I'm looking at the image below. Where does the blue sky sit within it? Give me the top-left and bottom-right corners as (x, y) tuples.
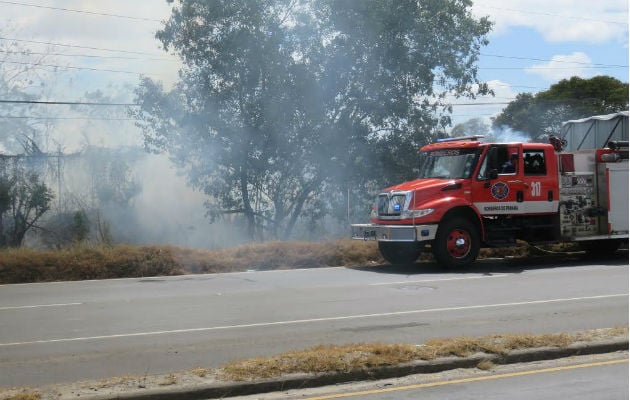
(454, 0), (629, 126)
(0, 0), (628, 147)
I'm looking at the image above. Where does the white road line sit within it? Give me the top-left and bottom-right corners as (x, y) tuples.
(0, 302), (82, 311)
(369, 274), (510, 286)
(0, 293), (626, 347)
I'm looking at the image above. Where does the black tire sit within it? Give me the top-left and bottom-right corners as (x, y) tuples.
(433, 218), (480, 268)
(579, 239), (624, 257)
(378, 242), (422, 265)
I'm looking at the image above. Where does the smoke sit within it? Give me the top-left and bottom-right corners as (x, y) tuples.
(130, 154), (250, 248)
(486, 125), (532, 143)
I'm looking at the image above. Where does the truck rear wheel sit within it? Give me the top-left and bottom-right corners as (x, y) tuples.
(433, 218), (480, 268)
(378, 242), (421, 265)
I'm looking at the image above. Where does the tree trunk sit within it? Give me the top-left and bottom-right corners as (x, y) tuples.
(283, 180), (320, 239)
(239, 169), (256, 240)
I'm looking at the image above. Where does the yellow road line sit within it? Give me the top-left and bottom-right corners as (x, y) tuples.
(305, 358), (629, 400)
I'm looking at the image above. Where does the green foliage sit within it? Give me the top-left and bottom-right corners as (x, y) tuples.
(72, 210), (90, 243)
(451, 118), (491, 137)
(0, 165), (53, 247)
(134, 0), (492, 239)
(493, 76), (629, 139)
(83, 147), (142, 208)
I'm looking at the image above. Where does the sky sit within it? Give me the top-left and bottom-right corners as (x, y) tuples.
(0, 0), (628, 146)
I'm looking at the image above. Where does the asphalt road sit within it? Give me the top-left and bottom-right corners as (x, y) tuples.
(1, 254), (628, 387)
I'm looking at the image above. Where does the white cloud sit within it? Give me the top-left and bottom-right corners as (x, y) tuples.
(472, 0), (628, 44)
(0, 1), (181, 89)
(525, 52), (595, 81)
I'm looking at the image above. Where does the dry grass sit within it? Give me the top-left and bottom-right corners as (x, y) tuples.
(189, 367), (210, 378)
(220, 343), (420, 381)
(0, 327), (625, 399)
(219, 331), (594, 381)
(0, 244), (183, 284)
(157, 375), (177, 386)
(0, 391), (41, 400)
(476, 359), (495, 370)
(0, 239), (382, 283)
(170, 239), (382, 273)
(0, 238), (594, 284)
(93, 375), (140, 389)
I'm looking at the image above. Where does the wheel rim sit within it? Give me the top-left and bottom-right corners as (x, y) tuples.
(446, 228), (471, 259)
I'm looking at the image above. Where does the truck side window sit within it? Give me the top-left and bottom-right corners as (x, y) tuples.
(524, 150), (546, 175)
(498, 147), (519, 174)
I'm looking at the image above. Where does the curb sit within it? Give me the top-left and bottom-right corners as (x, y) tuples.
(86, 339), (628, 400)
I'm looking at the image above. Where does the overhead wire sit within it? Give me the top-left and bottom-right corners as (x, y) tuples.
(0, 60), (168, 77)
(0, 115), (137, 120)
(0, 1), (625, 121)
(0, 99), (138, 106)
(0, 49), (175, 62)
(0, 0), (161, 22)
(477, 4), (629, 26)
(0, 36), (165, 56)
(480, 53), (629, 68)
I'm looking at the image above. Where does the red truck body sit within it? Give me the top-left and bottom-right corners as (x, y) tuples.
(352, 136), (628, 268)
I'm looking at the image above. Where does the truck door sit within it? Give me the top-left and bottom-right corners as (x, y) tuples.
(521, 147), (558, 214)
(472, 144), (528, 216)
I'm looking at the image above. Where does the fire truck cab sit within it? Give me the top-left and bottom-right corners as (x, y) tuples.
(351, 128), (629, 268)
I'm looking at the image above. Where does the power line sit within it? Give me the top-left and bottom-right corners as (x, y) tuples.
(0, 0), (161, 22)
(0, 36), (164, 56)
(7, 48), (623, 70)
(0, 115), (136, 120)
(453, 102), (511, 106)
(0, 99), (138, 106)
(0, 60), (166, 77)
(480, 53), (629, 68)
(477, 4), (628, 26)
(0, 98), (511, 108)
(482, 66), (628, 70)
(0, 49), (176, 62)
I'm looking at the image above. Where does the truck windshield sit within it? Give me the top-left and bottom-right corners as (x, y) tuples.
(418, 148), (479, 179)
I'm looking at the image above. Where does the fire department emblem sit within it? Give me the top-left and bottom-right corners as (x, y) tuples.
(491, 182), (509, 200)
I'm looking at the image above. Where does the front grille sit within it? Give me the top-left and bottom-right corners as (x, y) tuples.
(377, 193), (407, 217)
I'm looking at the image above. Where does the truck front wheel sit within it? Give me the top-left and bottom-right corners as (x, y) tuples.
(378, 242), (422, 265)
(433, 218), (480, 268)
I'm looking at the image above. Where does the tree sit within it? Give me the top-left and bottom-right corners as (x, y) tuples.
(0, 160), (54, 247)
(134, 0), (492, 239)
(451, 118), (490, 137)
(493, 76), (629, 139)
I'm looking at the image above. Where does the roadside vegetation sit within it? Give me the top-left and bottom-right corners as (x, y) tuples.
(220, 331), (584, 381)
(0, 239), (586, 284)
(1, 327), (626, 400)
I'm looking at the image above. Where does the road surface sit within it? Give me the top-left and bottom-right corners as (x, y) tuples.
(0, 254), (627, 387)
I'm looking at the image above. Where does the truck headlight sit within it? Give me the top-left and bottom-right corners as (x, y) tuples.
(403, 208), (434, 218)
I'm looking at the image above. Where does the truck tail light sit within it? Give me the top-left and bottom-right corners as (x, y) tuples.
(560, 153), (574, 172)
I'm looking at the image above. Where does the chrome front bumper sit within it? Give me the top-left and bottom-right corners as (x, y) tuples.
(351, 224), (438, 242)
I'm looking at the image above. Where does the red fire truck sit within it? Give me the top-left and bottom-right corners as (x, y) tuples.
(351, 131), (629, 268)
